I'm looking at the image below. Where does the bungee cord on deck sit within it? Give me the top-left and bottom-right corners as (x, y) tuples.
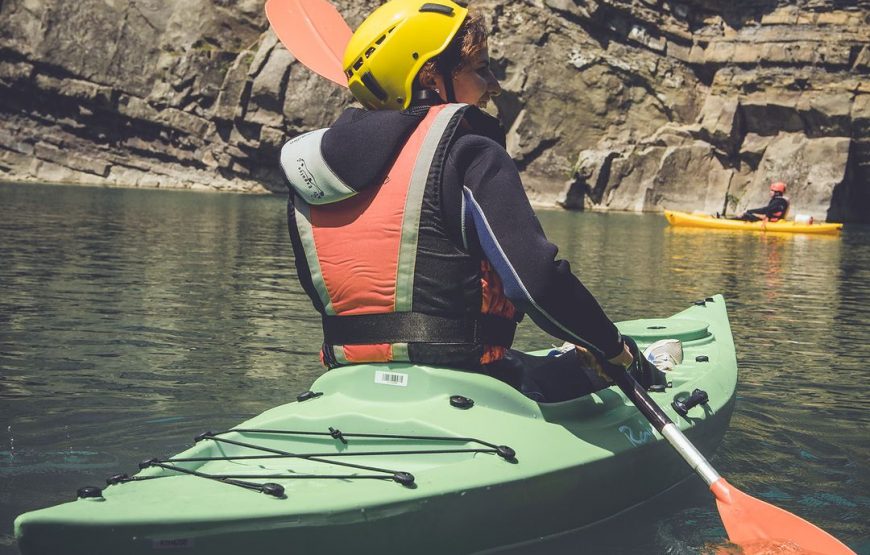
(100, 428), (518, 498)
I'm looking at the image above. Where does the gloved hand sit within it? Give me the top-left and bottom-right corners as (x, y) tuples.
(573, 338), (664, 391)
(571, 340), (633, 386)
(607, 341), (634, 369)
(573, 344), (616, 389)
(621, 336), (668, 390)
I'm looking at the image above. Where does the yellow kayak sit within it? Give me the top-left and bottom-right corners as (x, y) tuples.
(664, 210), (843, 235)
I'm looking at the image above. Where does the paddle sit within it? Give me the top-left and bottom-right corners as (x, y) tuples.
(605, 340), (855, 554)
(263, 1), (854, 550)
(264, 0), (352, 87)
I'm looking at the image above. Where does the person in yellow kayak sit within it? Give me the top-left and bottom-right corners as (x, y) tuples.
(280, 0), (663, 402)
(735, 181), (790, 222)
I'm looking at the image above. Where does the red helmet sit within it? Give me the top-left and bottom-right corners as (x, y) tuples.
(770, 182), (786, 194)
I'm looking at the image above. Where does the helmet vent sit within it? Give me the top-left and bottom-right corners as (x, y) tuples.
(362, 72), (388, 101)
(365, 47), (376, 58)
(420, 3), (454, 15)
(353, 58), (364, 71)
(376, 35), (387, 45)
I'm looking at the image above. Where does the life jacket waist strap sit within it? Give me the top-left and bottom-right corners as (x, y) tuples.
(322, 312), (517, 347)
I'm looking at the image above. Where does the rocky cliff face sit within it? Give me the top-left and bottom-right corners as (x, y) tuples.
(1, 0), (868, 221)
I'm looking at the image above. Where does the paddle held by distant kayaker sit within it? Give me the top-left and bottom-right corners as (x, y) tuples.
(280, 0), (637, 402)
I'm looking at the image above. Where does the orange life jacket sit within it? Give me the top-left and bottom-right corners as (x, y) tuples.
(285, 104), (518, 369)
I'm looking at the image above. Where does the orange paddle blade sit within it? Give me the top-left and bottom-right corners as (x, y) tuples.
(265, 0), (352, 87)
(711, 478), (855, 554)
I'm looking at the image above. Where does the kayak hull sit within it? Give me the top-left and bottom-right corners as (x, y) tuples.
(16, 296), (738, 555)
(664, 210), (842, 235)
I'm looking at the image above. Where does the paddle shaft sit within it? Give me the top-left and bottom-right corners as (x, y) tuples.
(605, 366), (721, 487)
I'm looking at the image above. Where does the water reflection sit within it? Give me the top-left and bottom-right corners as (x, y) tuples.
(1, 184), (867, 553)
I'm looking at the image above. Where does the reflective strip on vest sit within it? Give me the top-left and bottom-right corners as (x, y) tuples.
(396, 106), (463, 311)
(293, 197), (336, 315)
(293, 104), (466, 363)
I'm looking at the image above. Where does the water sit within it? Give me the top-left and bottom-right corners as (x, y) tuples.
(1, 182), (867, 554)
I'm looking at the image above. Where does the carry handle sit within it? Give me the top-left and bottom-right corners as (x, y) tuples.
(672, 388), (709, 417)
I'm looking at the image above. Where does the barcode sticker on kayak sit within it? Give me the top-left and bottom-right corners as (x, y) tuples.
(374, 371), (408, 387)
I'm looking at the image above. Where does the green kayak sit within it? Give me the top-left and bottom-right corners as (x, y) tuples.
(15, 295), (738, 555)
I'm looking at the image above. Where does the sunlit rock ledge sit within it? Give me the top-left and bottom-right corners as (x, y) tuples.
(1, 0), (867, 222)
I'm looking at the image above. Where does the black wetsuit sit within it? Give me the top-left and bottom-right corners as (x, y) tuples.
(286, 102), (624, 401)
(740, 195), (789, 222)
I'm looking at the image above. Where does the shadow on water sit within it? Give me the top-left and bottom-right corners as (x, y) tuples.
(1, 184), (868, 553)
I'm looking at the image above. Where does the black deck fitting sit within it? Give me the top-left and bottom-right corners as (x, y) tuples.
(106, 473), (129, 486)
(449, 395), (474, 409)
(261, 483), (285, 497)
(296, 390), (323, 402)
(138, 458), (158, 470)
(328, 427), (348, 445)
(673, 389), (710, 417)
(194, 431), (215, 443)
(76, 485), (103, 499)
(496, 445), (516, 461)
(393, 472), (415, 486)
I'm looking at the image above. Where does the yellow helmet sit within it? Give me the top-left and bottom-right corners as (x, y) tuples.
(343, 0), (468, 110)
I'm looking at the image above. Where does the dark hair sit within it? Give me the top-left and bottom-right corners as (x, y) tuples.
(417, 12), (488, 85)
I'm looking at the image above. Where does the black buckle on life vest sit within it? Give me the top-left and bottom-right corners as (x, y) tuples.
(321, 312), (516, 347)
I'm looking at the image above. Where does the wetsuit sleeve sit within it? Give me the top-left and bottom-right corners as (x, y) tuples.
(746, 205), (767, 215)
(446, 135), (624, 359)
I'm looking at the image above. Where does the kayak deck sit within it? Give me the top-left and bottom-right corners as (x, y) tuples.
(664, 210), (843, 234)
(15, 296), (738, 555)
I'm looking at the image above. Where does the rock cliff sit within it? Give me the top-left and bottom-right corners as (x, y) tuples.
(1, 0), (868, 221)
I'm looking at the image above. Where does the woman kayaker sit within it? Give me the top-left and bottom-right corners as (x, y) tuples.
(736, 182), (790, 222)
(280, 0), (636, 401)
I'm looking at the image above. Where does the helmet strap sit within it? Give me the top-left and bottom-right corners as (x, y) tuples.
(434, 50), (460, 104)
(411, 88), (442, 105)
(442, 70), (457, 103)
